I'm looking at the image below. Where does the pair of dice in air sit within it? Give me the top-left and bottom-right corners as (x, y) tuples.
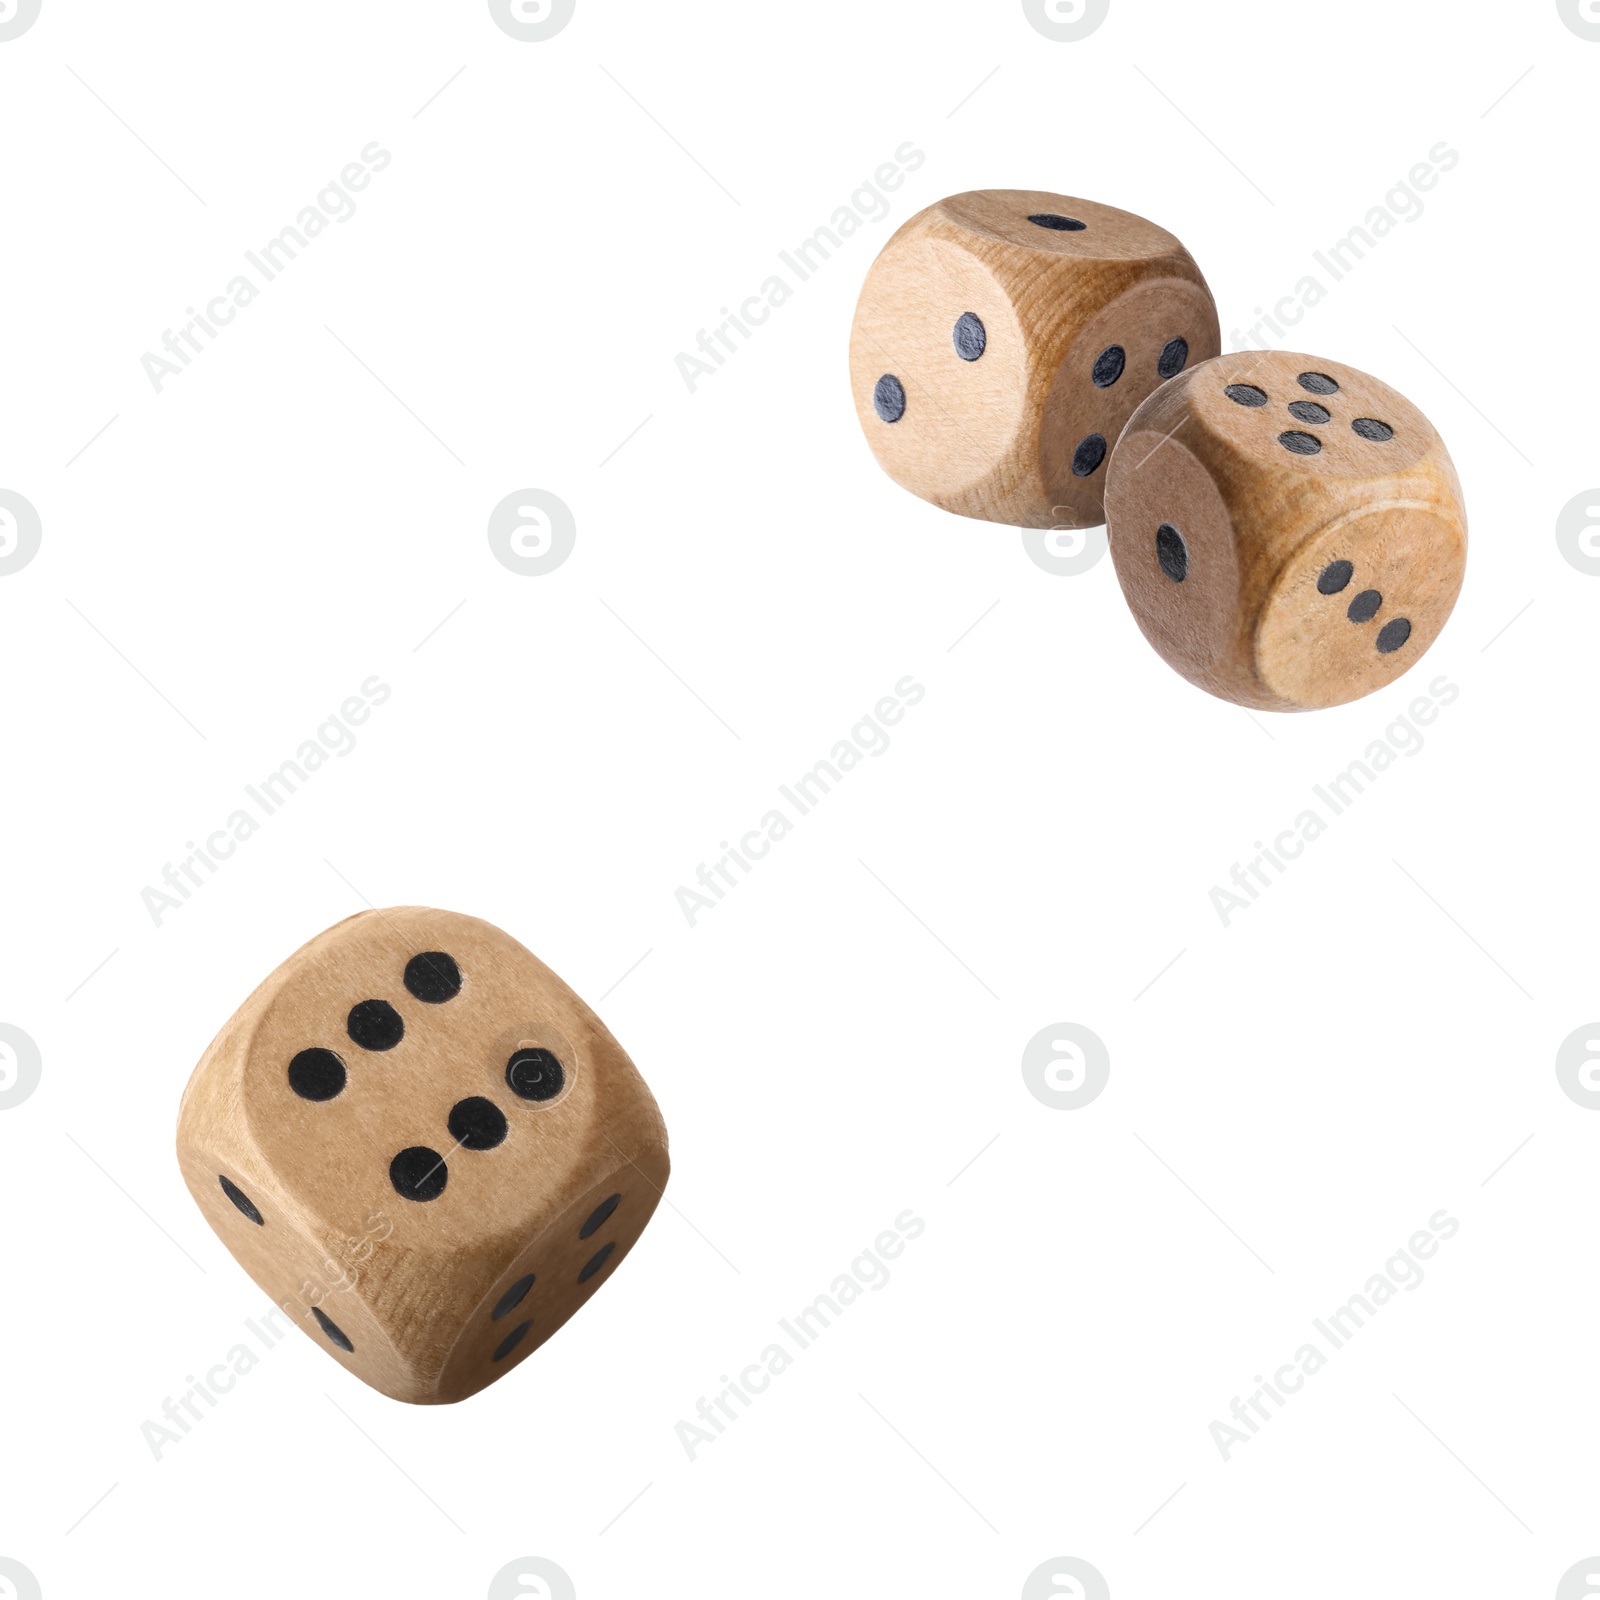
(849, 190), (1468, 711)
(178, 908), (669, 1404)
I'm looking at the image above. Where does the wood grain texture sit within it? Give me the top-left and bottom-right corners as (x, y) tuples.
(176, 907), (669, 1404)
(849, 189), (1219, 528)
(1105, 350), (1467, 710)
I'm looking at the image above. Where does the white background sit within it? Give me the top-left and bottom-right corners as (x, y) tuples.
(2, 1), (1596, 1596)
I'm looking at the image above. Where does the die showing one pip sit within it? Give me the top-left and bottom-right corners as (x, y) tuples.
(1104, 349), (1467, 711)
(176, 907), (669, 1404)
(849, 189), (1220, 528)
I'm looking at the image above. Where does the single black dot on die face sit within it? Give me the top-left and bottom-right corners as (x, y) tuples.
(578, 1241), (616, 1284)
(1071, 434), (1108, 477)
(873, 374), (906, 423)
(1377, 617), (1413, 653)
(1225, 384), (1268, 407)
(347, 999), (403, 1052)
(1279, 430), (1322, 456)
(506, 1047), (565, 1102)
(1352, 416), (1395, 441)
(580, 1193), (621, 1241)
(491, 1274), (535, 1321)
(288, 1047), (346, 1102)
(1347, 589), (1383, 624)
(1155, 523), (1188, 583)
(1027, 212), (1086, 231)
(1318, 559), (1354, 595)
(952, 312), (986, 361)
(313, 1306), (354, 1353)
(1288, 400), (1331, 425)
(404, 951), (461, 1004)
(219, 1174), (263, 1226)
(448, 1096), (508, 1151)
(493, 1321), (532, 1362)
(1157, 337), (1189, 379)
(390, 1146), (448, 1202)
(1298, 371), (1339, 395)
(1092, 345), (1125, 387)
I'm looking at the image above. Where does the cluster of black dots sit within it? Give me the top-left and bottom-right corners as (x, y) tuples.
(1312, 557), (1412, 654)
(1069, 334), (1190, 480)
(870, 211), (1191, 460)
(1152, 523), (1411, 653)
(214, 948), (575, 1356)
(1222, 369), (1396, 459)
(1150, 373), (1413, 655)
(484, 1192), (624, 1364)
(1219, 371), (1409, 652)
(284, 949), (559, 1206)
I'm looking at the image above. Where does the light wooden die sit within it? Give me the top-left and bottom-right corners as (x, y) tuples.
(1104, 349), (1467, 710)
(176, 907), (669, 1404)
(849, 188), (1220, 529)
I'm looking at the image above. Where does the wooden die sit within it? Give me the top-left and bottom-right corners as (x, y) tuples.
(849, 188), (1220, 528)
(1105, 349), (1467, 710)
(176, 908), (669, 1403)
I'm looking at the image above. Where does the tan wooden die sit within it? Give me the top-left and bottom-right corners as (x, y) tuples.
(849, 189), (1220, 529)
(1104, 349), (1467, 710)
(176, 907), (669, 1404)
